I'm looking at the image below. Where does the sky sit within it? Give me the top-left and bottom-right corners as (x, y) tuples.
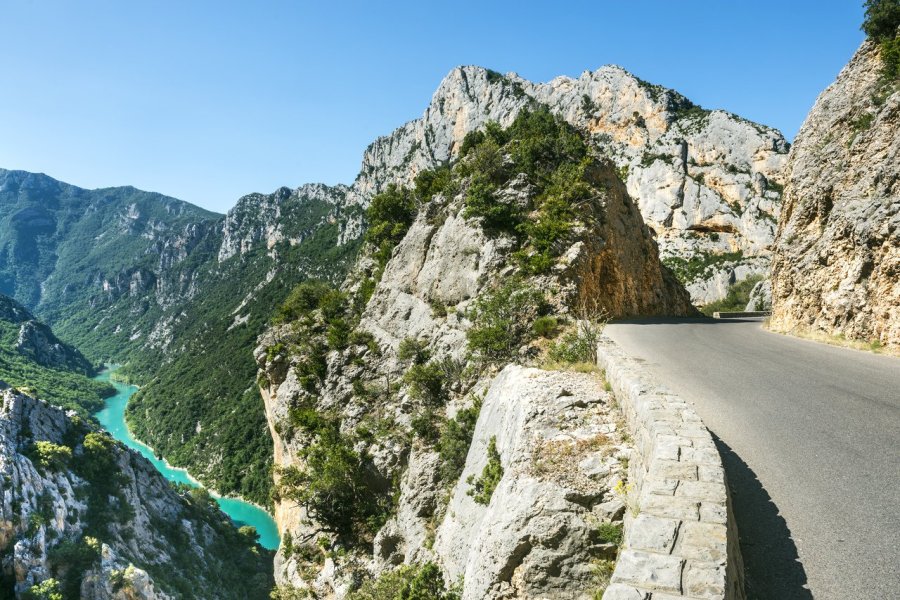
(0, 1), (866, 214)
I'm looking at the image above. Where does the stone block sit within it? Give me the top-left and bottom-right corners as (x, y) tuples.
(676, 521), (728, 562)
(611, 549), (684, 594)
(683, 560), (727, 599)
(625, 514), (680, 554)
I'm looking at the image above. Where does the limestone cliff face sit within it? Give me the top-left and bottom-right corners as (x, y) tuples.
(351, 66), (789, 304)
(770, 42), (900, 347)
(257, 133), (692, 596)
(0, 386), (273, 599)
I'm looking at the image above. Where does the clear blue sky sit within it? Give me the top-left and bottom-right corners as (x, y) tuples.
(0, 1), (865, 213)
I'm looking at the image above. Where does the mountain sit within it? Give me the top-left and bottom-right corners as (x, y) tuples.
(770, 40), (899, 349)
(353, 65), (790, 305)
(0, 293), (113, 415)
(0, 385), (273, 599)
(256, 107), (694, 597)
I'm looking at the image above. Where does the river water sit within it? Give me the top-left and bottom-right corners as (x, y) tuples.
(92, 369), (280, 550)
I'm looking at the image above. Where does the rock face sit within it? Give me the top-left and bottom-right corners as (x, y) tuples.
(433, 366), (628, 599)
(352, 66), (789, 304)
(770, 42), (900, 347)
(0, 294), (94, 374)
(0, 386), (273, 599)
(257, 110), (693, 597)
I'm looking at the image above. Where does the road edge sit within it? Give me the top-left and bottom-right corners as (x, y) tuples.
(598, 334), (745, 600)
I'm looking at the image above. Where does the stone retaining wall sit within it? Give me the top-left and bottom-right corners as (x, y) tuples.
(597, 335), (745, 600)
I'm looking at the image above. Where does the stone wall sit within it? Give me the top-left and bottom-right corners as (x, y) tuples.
(596, 336), (744, 600)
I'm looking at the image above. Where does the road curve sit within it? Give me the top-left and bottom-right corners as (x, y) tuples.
(604, 318), (900, 600)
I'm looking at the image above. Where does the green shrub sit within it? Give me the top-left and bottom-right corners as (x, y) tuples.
(366, 185), (417, 268)
(27, 441), (72, 471)
(437, 398), (482, 483)
(276, 422), (390, 541)
(548, 330), (594, 364)
(238, 526), (260, 543)
(532, 316), (559, 338)
(349, 562), (458, 600)
(275, 280), (332, 323)
(662, 251), (744, 284)
(22, 579), (63, 600)
(862, 0), (900, 41)
(596, 522), (624, 546)
(414, 165), (458, 203)
(466, 279), (548, 364)
(862, 0), (900, 79)
(404, 361), (449, 406)
(514, 159), (592, 274)
(467, 436), (504, 505)
(398, 337), (430, 365)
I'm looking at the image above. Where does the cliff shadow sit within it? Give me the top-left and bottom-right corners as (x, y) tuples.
(713, 434), (813, 600)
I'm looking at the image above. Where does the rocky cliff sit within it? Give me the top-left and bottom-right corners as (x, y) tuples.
(257, 109), (692, 597)
(770, 41), (899, 348)
(0, 295), (93, 376)
(351, 65), (790, 304)
(0, 385), (273, 599)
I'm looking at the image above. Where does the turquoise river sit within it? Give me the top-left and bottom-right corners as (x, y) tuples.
(92, 369), (281, 550)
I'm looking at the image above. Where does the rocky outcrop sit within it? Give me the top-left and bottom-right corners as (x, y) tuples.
(0, 385), (273, 599)
(257, 111), (695, 597)
(433, 366), (628, 599)
(0, 294), (94, 374)
(770, 42), (900, 348)
(350, 66), (789, 304)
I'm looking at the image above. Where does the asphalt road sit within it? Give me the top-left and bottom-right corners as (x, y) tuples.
(604, 318), (900, 600)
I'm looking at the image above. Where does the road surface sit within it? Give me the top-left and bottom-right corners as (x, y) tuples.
(605, 318), (900, 600)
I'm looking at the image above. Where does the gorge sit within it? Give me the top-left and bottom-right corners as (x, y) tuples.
(2, 5), (898, 596)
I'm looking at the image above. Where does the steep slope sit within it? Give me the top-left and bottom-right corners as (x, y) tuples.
(0, 294), (113, 415)
(257, 110), (693, 597)
(351, 65), (790, 304)
(124, 185), (363, 504)
(770, 40), (899, 348)
(0, 171), (364, 504)
(0, 386), (273, 599)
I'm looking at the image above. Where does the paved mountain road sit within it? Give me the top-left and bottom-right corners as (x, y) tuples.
(604, 318), (900, 600)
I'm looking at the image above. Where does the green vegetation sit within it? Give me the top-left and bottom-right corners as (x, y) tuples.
(466, 279), (548, 364)
(436, 398), (482, 484)
(662, 251), (744, 285)
(0, 171), (362, 506)
(596, 522), (624, 546)
(862, 0), (900, 80)
(21, 579), (63, 600)
(276, 417), (391, 543)
(366, 184), (418, 269)
(349, 562), (459, 600)
(0, 295), (114, 415)
(123, 191), (362, 506)
(467, 436), (504, 505)
(26, 441), (72, 472)
(700, 275), (765, 316)
(454, 107), (598, 274)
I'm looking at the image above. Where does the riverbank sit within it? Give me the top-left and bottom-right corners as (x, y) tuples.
(92, 368), (280, 550)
